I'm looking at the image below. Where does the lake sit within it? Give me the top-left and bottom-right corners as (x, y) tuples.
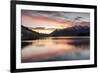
(21, 36), (90, 63)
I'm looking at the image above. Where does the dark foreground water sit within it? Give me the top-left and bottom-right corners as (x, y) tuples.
(21, 37), (90, 63)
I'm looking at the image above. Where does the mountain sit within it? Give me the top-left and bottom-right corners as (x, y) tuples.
(51, 25), (90, 36)
(21, 25), (49, 40)
(21, 25), (42, 40)
(74, 21), (90, 27)
(21, 25), (90, 40)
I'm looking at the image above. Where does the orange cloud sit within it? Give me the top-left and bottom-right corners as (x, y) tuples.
(22, 15), (73, 28)
(32, 17), (73, 27)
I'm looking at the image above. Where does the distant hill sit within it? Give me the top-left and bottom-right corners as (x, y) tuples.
(74, 21), (90, 27)
(21, 25), (49, 40)
(51, 25), (90, 36)
(21, 25), (41, 40)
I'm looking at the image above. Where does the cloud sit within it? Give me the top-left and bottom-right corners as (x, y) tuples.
(21, 10), (90, 22)
(21, 10), (90, 28)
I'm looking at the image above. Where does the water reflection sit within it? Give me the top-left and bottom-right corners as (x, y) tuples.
(21, 37), (90, 63)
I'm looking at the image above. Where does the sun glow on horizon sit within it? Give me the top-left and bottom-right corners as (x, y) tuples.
(32, 29), (54, 34)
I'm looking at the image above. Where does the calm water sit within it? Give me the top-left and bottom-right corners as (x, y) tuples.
(21, 37), (90, 63)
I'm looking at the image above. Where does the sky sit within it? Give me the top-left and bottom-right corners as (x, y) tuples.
(21, 10), (90, 34)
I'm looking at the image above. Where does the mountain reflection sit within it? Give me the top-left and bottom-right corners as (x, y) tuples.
(21, 37), (90, 63)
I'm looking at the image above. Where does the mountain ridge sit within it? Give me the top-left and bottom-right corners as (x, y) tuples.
(51, 25), (90, 36)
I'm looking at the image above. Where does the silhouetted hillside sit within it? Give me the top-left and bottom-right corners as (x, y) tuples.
(21, 25), (49, 40)
(21, 25), (41, 40)
(51, 26), (90, 36)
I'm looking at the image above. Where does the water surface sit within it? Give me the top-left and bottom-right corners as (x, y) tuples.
(21, 37), (90, 63)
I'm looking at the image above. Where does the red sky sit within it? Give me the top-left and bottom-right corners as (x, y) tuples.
(22, 15), (73, 28)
